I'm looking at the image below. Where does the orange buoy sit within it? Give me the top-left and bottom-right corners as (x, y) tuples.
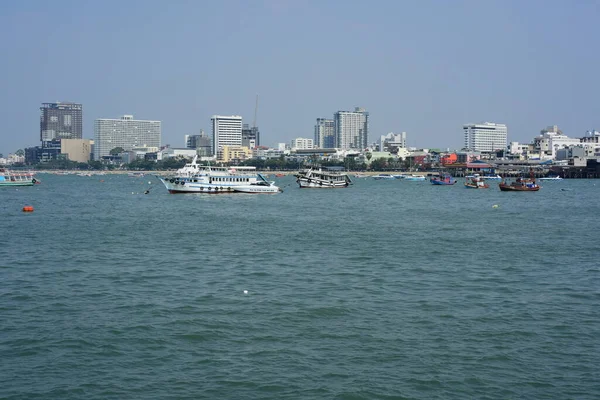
(22, 205), (34, 212)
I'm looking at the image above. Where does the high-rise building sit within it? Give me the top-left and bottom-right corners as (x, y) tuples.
(185, 131), (212, 156)
(242, 124), (260, 149)
(94, 115), (161, 160)
(40, 102), (83, 144)
(463, 122), (508, 153)
(334, 107), (369, 150)
(315, 118), (335, 148)
(211, 115), (242, 156)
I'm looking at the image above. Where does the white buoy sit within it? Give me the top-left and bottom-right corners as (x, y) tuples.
(492, 204), (499, 208)
(243, 290), (248, 294)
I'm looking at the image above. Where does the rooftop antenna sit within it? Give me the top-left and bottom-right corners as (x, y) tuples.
(253, 94), (259, 129)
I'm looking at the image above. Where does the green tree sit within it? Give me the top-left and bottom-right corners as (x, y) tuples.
(15, 149), (25, 157)
(109, 147), (125, 155)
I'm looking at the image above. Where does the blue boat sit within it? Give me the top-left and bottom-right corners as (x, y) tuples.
(430, 173), (457, 185)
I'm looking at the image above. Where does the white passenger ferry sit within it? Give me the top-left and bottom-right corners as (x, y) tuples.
(158, 156), (280, 194)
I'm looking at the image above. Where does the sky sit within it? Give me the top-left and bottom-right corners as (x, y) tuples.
(1, 0), (599, 155)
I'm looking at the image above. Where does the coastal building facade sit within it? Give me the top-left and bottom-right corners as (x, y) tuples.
(315, 118), (335, 148)
(211, 115), (242, 156)
(60, 139), (93, 163)
(291, 138), (314, 150)
(334, 107), (369, 150)
(463, 122), (508, 153)
(380, 132), (407, 153)
(94, 115), (161, 160)
(40, 102), (83, 143)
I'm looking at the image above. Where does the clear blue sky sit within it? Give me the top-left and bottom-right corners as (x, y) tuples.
(1, 0), (599, 154)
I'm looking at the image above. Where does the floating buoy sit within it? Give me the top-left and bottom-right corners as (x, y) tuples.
(22, 205), (34, 212)
(243, 290), (248, 294)
(492, 204), (499, 208)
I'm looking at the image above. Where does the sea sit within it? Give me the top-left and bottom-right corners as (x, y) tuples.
(1, 174), (599, 399)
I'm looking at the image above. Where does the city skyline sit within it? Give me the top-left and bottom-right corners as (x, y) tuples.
(1, 1), (599, 154)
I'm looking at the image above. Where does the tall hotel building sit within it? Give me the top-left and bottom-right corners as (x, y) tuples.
(463, 122), (508, 153)
(40, 102), (83, 143)
(94, 115), (161, 160)
(334, 107), (369, 150)
(211, 115), (243, 155)
(315, 118), (335, 148)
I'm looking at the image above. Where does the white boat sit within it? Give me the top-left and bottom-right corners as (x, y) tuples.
(539, 176), (563, 181)
(372, 174), (396, 180)
(295, 167), (351, 188)
(0, 168), (39, 187)
(403, 175), (426, 181)
(158, 156), (280, 194)
(466, 174), (502, 180)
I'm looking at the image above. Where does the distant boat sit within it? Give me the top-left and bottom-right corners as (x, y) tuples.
(499, 170), (540, 192)
(403, 175), (426, 181)
(430, 173), (457, 185)
(295, 167), (351, 188)
(464, 174), (489, 189)
(158, 156), (280, 194)
(539, 176), (563, 181)
(372, 174), (396, 180)
(466, 174), (502, 180)
(0, 168), (39, 187)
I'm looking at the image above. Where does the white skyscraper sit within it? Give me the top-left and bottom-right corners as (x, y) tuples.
(463, 122), (508, 153)
(94, 115), (161, 160)
(211, 115), (243, 156)
(315, 118), (335, 148)
(334, 107), (369, 150)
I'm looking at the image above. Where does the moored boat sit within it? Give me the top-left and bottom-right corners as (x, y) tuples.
(403, 175), (426, 181)
(430, 173), (457, 185)
(499, 170), (540, 191)
(158, 156), (280, 194)
(295, 167), (351, 188)
(539, 175), (563, 181)
(0, 168), (39, 187)
(464, 174), (489, 189)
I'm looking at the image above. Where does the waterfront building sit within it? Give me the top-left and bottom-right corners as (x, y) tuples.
(291, 137), (314, 150)
(463, 122), (508, 153)
(334, 107), (369, 150)
(219, 145), (252, 163)
(380, 132), (407, 153)
(211, 115), (242, 156)
(315, 118), (335, 148)
(94, 115), (161, 160)
(60, 139), (93, 163)
(40, 102), (83, 143)
(242, 124), (260, 149)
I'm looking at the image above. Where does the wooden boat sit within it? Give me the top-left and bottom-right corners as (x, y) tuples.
(464, 174), (489, 189)
(499, 170), (540, 191)
(430, 173), (457, 185)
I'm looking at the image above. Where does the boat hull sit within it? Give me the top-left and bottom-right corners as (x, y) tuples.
(499, 183), (540, 191)
(160, 178), (280, 194)
(297, 178), (349, 188)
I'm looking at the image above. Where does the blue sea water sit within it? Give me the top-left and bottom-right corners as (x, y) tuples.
(1, 174), (599, 399)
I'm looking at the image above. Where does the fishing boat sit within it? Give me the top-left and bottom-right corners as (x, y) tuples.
(499, 170), (540, 192)
(464, 174), (489, 189)
(295, 167), (351, 188)
(0, 168), (39, 187)
(158, 156), (280, 194)
(430, 173), (457, 185)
